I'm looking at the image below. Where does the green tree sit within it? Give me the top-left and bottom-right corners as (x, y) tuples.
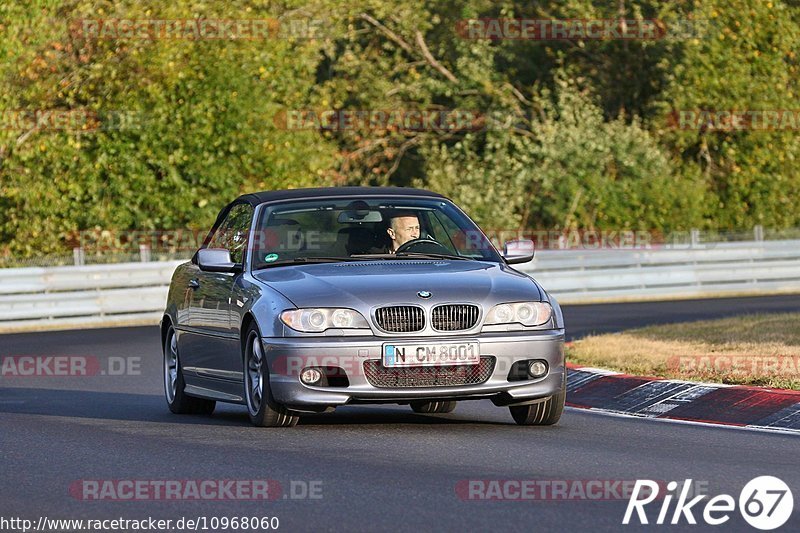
(656, 0), (800, 229)
(422, 76), (702, 232)
(1, 0), (337, 256)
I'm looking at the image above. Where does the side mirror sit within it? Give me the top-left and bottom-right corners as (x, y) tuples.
(502, 239), (534, 264)
(197, 248), (242, 273)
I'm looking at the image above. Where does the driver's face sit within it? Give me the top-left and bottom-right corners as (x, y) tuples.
(388, 216), (420, 251)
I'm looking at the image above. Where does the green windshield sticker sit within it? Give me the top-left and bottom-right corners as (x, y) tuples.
(264, 253), (279, 262)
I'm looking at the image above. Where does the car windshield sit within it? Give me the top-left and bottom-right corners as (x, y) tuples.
(250, 196), (501, 270)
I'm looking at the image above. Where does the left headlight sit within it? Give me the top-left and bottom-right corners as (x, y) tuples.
(280, 308), (370, 332)
(484, 302), (552, 327)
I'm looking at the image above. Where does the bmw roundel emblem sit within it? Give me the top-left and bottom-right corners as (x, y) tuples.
(417, 290), (432, 299)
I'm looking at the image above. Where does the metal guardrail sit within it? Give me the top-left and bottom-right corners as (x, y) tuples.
(0, 261), (184, 331)
(1, 240), (799, 331)
(520, 240), (800, 303)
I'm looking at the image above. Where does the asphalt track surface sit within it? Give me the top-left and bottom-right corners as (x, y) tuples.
(1, 295), (799, 532)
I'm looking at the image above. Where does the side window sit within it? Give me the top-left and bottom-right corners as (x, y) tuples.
(207, 204), (254, 264)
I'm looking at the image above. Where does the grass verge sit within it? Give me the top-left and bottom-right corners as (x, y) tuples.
(566, 313), (800, 390)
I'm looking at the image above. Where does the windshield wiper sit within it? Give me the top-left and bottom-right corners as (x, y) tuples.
(256, 257), (357, 269)
(398, 252), (472, 261)
(352, 252), (472, 261)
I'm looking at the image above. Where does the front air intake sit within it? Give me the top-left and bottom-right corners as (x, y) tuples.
(363, 357), (495, 388)
(431, 304), (480, 331)
(374, 306), (425, 333)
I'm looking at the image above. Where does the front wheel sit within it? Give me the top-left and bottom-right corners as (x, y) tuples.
(410, 400), (457, 414)
(508, 373), (565, 426)
(163, 324), (216, 415)
(244, 326), (299, 427)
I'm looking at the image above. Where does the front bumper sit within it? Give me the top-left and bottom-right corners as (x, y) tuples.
(263, 330), (565, 409)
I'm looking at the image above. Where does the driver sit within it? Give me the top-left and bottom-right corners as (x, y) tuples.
(386, 212), (420, 253)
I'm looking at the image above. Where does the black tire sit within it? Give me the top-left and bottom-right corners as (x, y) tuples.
(508, 373), (565, 426)
(163, 324), (216, 415)
(410, 400), (457, 414)
(243, 325), (299, 427)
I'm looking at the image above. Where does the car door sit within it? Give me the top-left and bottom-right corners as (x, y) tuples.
(181, 203), (253, 382)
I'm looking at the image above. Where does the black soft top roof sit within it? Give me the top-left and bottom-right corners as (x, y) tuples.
(235, 186), (446, 207)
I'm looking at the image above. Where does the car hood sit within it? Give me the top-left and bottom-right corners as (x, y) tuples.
(253, 260), (541, 309)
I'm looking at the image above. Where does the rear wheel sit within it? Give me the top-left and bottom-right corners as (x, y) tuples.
(508, 373), (565, 426)
(410, 400), (457, 414)
(163, 324), (216, 415)
(244, 325), (299, 427)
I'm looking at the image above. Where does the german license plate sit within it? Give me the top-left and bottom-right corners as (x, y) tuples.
(382, 342), (480, 367)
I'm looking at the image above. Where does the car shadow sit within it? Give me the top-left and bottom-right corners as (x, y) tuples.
(298, 407), (481, 426)
(0, 387), (513, 426)
(0, 387), (249, 426)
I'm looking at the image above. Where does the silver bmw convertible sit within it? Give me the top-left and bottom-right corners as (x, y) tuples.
(161, 187), (565, 427)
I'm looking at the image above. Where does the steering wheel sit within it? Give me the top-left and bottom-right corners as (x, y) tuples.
(395, 237), (452, 255)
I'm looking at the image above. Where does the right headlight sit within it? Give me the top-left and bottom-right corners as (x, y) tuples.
(280, 308), (370, 332)
(484, 302), (552, 327)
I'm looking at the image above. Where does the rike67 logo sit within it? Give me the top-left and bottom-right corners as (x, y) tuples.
(624, 476), (793, 530)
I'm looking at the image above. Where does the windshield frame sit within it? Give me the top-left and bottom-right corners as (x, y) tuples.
(248, 194), (502, 271)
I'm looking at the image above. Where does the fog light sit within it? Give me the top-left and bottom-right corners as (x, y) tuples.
(300, 367), (323, 385)
(527, 360), (548, 378)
